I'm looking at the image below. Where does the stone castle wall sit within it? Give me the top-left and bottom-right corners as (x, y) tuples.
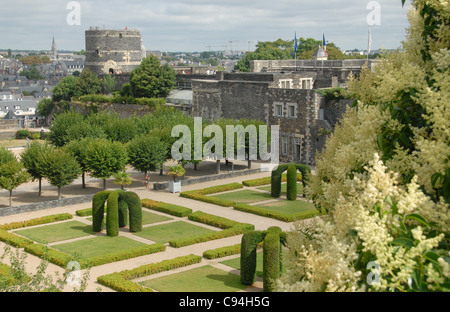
(85, 29), (143, 76)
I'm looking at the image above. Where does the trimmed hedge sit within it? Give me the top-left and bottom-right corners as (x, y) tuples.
(203, 244), (242, 260)
(0, 213), (73, 230)
(24, 242), (166, 269)
(97, 254), (202, 292)
(106, 191), (119, 237)
(180, 182), (244, 207)
(271, 164), (311, 198)
(233, 203), (320, 222)
(286, 165), (297, 200)
(168, 211), (254, 248)
(93, 190), (143, 235)
(141, 199), (192, 217)
(240, 231), (266, 285)
(263, 227), (282, 292)
(0, 230), (34, 248)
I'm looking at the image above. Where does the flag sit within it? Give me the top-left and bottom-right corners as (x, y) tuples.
(322, 33), (327, 56)
(294, 32), (298, 52)
(368, 27), (372, 55)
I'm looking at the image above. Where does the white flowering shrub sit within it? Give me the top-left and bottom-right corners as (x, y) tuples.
(278, 0), (449, 292)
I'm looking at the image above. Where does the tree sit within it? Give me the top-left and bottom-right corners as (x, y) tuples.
(101, 74), (116, 94)
(20, 65), (44, 80)
(278, 0), (450, 292)
(52, 76), (79, 102)
(65, 138), (92, 189)
(112, 171), (132, 190)
(0, 148), (30, 206)
(36, 98), (54, 119)
(47, 111), (85, 147)
(20, 141), (52, 196)
(76, 67), (101, 96)
(84, 139), (128, 190)
(127, 135), (169, 175)
(129, 55), (176, 98)
(40, 148), (81, 200)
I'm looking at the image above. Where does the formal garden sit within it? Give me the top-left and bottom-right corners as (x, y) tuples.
(0, 167), (316, 292)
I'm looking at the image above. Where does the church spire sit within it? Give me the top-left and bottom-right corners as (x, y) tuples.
(51, 36), (57, 55)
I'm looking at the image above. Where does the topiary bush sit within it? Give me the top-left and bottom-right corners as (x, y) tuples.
(106, 191), (119, 237)
(240, 230), (266, 285)
(286, 165), (297, 200)
(263, 226), (282, 292)
(92, 191), (110, 232)
(92, 190), (142, 235)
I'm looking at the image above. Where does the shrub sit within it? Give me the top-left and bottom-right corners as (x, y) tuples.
(106, 191), (119, 237)
(263, 227), (282, 292)
(92, 191), (110, 232)
(0, 230), (34, 248)
(0, 213), (73, 230)
(240, 231), (266, 285)
(141, 199), (192, 217)
(203, 244), (242, 260)
(15, 129), (31, 139)
(286, 165), (297, 200)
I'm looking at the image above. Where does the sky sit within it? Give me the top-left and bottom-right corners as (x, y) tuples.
(1, 0), (412, 53)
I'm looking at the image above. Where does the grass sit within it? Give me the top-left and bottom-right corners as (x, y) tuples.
(86, 210), (172, 226)
(139, 265), (247, 292)
(13, 220), (94, 244)
(259, 199), (316, 214)
(220, 252), (264, 277)
(257, 182), (303, 194)
(210, 189), (273, 204)
(133, 221), (216, 244)
(52, 236), (146, 259)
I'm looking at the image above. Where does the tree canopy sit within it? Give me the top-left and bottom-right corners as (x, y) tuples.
(129, 55), (176, 98)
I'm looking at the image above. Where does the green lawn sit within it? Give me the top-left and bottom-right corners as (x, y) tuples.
(52, 236), (146, 259)
(133, 221), (216, 244)
(13, 220), (94, 244)
(140, 265), (247, 292)
(210, 189), (273, 204)
(220, 252), (264, 277)
(257, 182), (303, 194)
(87, 210), (172, 226)
(259, 199), (316, 214)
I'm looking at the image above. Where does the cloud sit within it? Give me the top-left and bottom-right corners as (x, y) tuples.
(1, 0), (411, 52)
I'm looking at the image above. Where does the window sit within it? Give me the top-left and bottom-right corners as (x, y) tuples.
(282, 137), (288, 155)
(279, 79), (292, 89)
(276, 104), (283, 117)
(288, 105), (296, 118)
(295, 137), (302, 160)
(300, 78), (313, 89)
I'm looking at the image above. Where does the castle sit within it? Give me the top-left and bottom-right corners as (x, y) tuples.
(190, 59), (379, 165)
(85, 27), (145, 77)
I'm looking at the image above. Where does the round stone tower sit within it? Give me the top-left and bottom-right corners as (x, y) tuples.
(85, 27), (143, 76)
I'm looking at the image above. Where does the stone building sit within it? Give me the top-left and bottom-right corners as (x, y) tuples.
(190, 61), (370, 165)
(85, 27), (143, 77)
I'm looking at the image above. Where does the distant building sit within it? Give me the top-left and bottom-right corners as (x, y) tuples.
(85, 27), (143, 76)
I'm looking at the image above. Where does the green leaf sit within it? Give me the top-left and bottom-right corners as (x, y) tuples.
(406, 214), (430, 228)
(391, 237), (414, 249)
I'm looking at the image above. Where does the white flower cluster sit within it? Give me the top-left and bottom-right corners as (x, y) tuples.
(278, 0), (449, 292)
